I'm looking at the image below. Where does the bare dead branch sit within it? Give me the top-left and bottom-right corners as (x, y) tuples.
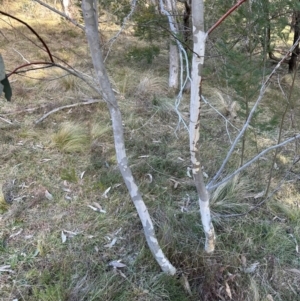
(34, 99), (103, 124)
(33, 0), (85, 30)
(8, 62), (54, 77)
(209, 133), (300, 191)
(0, 10), (54, 63)
(0, 115), (13, 124)
(207, 0), (248, 35)
(1, 105), (48, 115)
(207, 35), (300, 191)
(104, 0), (137, 61)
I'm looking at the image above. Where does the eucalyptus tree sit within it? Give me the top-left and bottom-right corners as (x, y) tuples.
(164, 0), (180, 89)
(27, 0), (300, 274)
(81, 0), (176, 275)
(289, 5), (300, 72)
(188, 0), (216, 252)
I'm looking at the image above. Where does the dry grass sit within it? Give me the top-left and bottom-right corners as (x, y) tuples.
(0, 2), (300, 301)
(51, 121), (90, 153)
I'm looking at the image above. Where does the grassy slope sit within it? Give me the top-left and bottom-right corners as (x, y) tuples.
(0, 1), (300, 301)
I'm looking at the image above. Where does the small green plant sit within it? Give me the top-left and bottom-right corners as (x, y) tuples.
(127, 45), (160, 64)
(60, 168), (78, 183)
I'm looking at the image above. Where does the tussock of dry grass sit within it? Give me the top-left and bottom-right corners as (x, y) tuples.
(134, 72), (168, 105)
(51, 121), (90, 152)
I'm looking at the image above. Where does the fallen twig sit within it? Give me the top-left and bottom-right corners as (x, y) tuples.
(34, 99), (103, 124)
(1, 105), (47, 115)
(0, 115), (13, 124)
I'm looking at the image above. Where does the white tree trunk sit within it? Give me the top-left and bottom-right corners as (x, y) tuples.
(165, 0), (179, 89)
(169, 42), (179, 89)
(82, 0), (176, 275)
(189, 0), (215, 253)
(61, 0), (72, 18)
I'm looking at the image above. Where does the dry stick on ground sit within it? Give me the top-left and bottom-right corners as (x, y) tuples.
(82, 0), (176, 275)
(34, 99), (103, 124)
(1, 105), (49, 115)
(0, 115), (13, 124)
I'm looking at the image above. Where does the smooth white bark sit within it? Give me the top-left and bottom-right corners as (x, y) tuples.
(169, 42), (179, 88)
(82, 0), (176, 275)
(61, 0), (72, 18)
(164, 0), (179, 89)
(189, 0), (215, 253)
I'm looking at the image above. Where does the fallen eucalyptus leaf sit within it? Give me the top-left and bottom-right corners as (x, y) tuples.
(146, 173), (153, 183)
(61, 231), (67, 243)
(171, 179), (179, 189)
(63, 230), (80, 237)
(102, 186), (111, 198)
(244, 262), (259, 274)
(225, 281), (232, 299)
(104, 237), (117, 248)
(45, 190), (54, 201)
(108, 260), (126, 268)
(0, 265), (14, 273)
(287, 268), (300, 275)
(254, 191), (264, 199)
(89, 203), (106, 213)
(9, 228), (23, 238)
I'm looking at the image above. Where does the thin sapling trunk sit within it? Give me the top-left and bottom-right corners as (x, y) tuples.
(82, 0), (176, 275)
(189, 0), (215, 252)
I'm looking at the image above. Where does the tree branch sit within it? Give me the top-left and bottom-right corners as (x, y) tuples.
(207, 35), (300, 191)
(0, 115), (13, 124)
(34, 99), (103, 124)
(7, 62), (54, 77)
(207, 0), (248, 36)
(208, 133), (300, 191)
(32, 0), (85, 30)
(0, 10), (54, 63)
(104, 0), (137, 61)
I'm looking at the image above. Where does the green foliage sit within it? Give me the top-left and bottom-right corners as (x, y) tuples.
(127, 45), (160, 64)
(98, 0), (131, 24)
(148, 156), (186, 178)
(93, 169), (123, 189)
(133, 4), (168, 42)
(75, 0), (131, 23)
(256, 113), (280, 132)
(60, 168), (78, 183)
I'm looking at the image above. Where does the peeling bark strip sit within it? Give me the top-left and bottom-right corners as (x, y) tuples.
(189, 0), (215, 252)
(82, 0), (176, 275)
